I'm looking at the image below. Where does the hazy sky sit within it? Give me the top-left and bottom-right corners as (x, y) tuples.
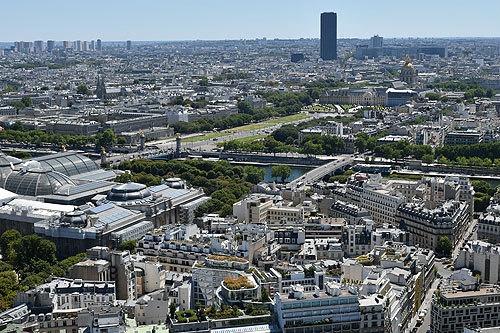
(3, 0), (499, 41)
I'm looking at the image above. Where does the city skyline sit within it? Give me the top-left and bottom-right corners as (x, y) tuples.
(2, 0), (500, 42)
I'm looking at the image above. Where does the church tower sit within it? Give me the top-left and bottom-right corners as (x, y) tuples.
(96, 75), (107, 99)
(400, 56), (417, 85)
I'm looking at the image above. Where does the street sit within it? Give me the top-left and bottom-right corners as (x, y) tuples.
(107, 111), (338, 165)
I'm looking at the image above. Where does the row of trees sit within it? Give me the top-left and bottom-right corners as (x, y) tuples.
(471, 180), (498, 212)
(355, 131), (388, 153)
(371, 140), (500, 170)
(435, 142), (500, 163)
(373, 139), (433, 161)
(328, 170), (356, 184)
(300, 134), (345, 155)
(172, 113), (253, 134)
(427, 80), (482, 92)
(212, 71), (250, 82)
(222, 121), (348, 157)
(169, 96), (209, 109)
(0, 122), (118, 149)
(0, 230), (85, 311)
(220, 136), (296, 156)
(221, 132), (347, 157)
(115, 159), (266, 217)
(172, 89), (314, 134)
(437, 156), (500, 169)
(426, 80), (496, 103)
(10, 96), (34, 111)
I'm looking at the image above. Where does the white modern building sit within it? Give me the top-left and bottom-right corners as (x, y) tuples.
(456, 240), (500, 284)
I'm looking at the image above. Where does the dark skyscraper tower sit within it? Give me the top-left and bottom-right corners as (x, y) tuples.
(320, 12), (337, 60)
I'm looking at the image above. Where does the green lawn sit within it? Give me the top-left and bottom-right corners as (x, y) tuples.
(263, 113), (310, 123)
(227, 123), (272, 132)
(183, 132), (231, 143)
(306, 106), (329, 111)
(232, 134), (266, 143)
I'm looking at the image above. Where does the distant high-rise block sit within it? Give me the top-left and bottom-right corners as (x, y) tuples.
(126, 40), (132, 50)
(320, 12), (337, 60)
(291, 53), (305, 63)
(75, 40), (83, 52)
(90, 40), (95, 51)
(369, 35), (383, 48)
(96, 39), (102, 51)
(23, 42), (33, 53)
(34, 40), (45, 53)
(14, 41), (22, 52)
(63, 41), (72, 49)
(47, 40), (56, 52)
(83, 41), (89, 52)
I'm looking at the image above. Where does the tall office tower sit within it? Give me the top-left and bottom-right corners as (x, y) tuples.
(14, 41), (23, 52)
(369, 35), (383, 48)
(126, 40), (132, 50)
(47, 40), (56, 52)
(75, 40), (83, 51)
(23, 42), (33, 53)
(34, 40), (45, 53)
(90, 40), (95, 51)
(96, 39), (102, 51)
(320, 12), (337, 60)
(63, 40), (72, 49)
(83, 41), (89, 51)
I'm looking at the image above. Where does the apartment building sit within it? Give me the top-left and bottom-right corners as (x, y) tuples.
(233, 195), (273, 224)
(233, 194), (304, 224)
(136, 234), (208, 274)
(444, 130), (484, 146)
(431, 270), (500, 333)
(478, 203), (500, 244)
(191, 255), (251, 308)
(396, 200), (470, 251)
(14, 278), (116, 312)
(456, 240), (500, 285)
(345, 173), (405, 225)
(329, 200), (371, 225)
(274, 281), (385, 333)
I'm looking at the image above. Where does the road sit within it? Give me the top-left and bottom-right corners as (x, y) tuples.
(405, 218), (477, 333)
(452, 218), (477, 261)
(107, 112), (336, 165)
(395, 169), (500, 183)
(289, 155), (354, 186)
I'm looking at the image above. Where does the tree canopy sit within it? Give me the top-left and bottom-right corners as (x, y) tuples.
(272, 165), (291, 183)
(76, 84), (89, 95)
(271, 125), (299, 143)
(95, 129), (117, 148)
(0, 231), (85, 311)
(9, 235), (56, 269)
(119, 239), (137, 253)
(436, 236), (453, 256)
(116, 159), (266, 217)
(237, 101), (252, 114)
(21, 96), (33, 107)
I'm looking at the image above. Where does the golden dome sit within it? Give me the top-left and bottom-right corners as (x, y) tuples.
(404, 55), (414, 68)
